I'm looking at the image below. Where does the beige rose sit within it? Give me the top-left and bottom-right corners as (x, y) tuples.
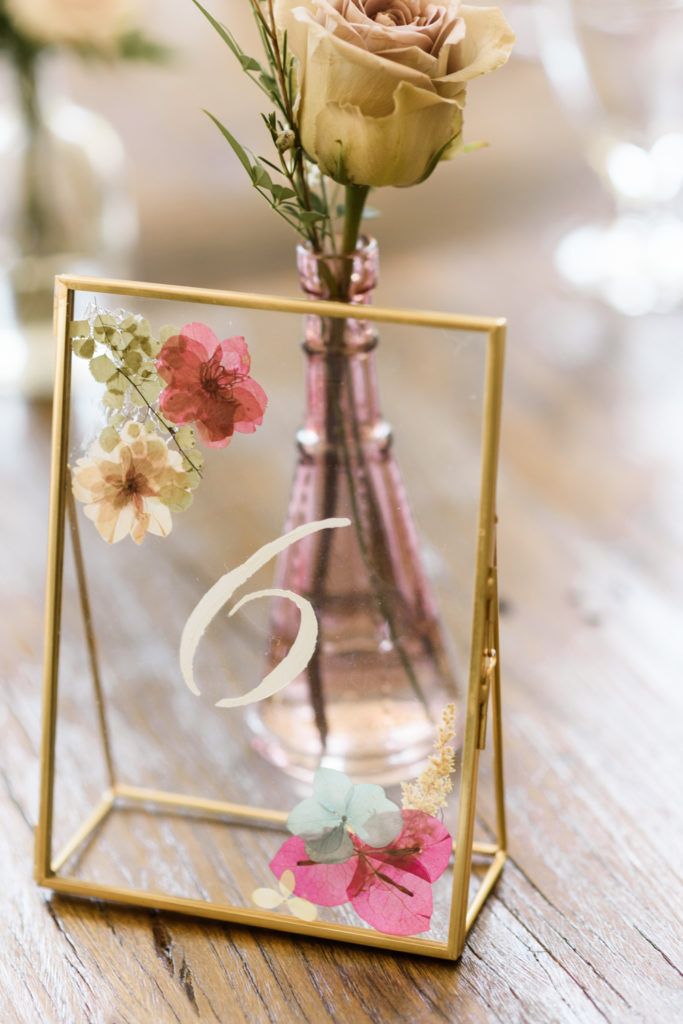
(6, 0), (133, 49)
(274, 0), (515, 188)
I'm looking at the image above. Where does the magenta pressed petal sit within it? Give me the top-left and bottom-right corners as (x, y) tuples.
(218, 335), (251, 374)
(236, 376), (268, 408)
(270, 837), (356, 908)
(195, 424), (232, 449)
(348, 857), (434, 936)
(231, 382), (268, 432)
(179, 321), (220, 357)
(198, 394), (239, 439)
(366, 810), (452, 884)
(156, 336), (207, 386)
(158, 387), (201, 425)
(194, 415), (233, 449)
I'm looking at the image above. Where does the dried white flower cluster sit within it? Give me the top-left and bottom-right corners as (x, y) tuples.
(401, 703), (457, 816)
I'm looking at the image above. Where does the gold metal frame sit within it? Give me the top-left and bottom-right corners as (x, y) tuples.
(36, 274), (507, 961)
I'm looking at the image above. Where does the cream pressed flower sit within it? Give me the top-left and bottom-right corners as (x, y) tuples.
(401, 703), (457, 816)
(71, 422), (191, 545)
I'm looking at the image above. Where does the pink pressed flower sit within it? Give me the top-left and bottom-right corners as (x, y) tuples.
(270, 837), (357, 908)
(156, 322), (267, 449)
(269, 810), (451, 937)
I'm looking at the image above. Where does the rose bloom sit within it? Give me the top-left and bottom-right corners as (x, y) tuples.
(72, 423), (190, 545)
(156, 323), (268, 449)
(275, 0), (515, 188)
(5, 0), (132, 49)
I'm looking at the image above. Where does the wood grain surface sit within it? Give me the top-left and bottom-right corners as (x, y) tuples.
(2, 60), (683, 1021)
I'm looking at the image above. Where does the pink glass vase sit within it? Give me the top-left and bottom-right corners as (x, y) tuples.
(247, 239), (458, 783)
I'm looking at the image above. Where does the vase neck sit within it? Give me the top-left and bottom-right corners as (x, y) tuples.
(297, 239), (384, 440)
(297, 237), (379, 304)
(297, 237), (379, 356)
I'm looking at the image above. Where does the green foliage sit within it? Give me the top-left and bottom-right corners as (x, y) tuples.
(70, 309), (203, 484)
(193, 0), (339, 251)
(99, 426), (120, 453)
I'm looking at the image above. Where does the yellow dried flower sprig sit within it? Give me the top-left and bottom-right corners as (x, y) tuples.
(401, 704), (457, 817)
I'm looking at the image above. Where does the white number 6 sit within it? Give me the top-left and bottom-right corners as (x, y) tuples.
(179, 518), (351, 707)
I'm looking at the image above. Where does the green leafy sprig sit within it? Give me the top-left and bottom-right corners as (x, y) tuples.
(193, 0), (345, 254)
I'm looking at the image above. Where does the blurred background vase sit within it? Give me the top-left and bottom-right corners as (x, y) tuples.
(0, 55), (137, 398)
(248, 238), (459, 784)
(536, 0), (683, 315)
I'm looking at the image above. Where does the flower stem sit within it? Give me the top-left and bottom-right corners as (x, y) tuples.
(305, 182), (432, 755)
(341, 186), (370, 263)
(306, 187), (368, 750)
(115, 365), (203, 477)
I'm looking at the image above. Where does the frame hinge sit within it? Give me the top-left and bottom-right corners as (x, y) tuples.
(476, 566), (499, 750)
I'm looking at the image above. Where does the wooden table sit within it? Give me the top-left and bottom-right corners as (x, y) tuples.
(2, 71), (682, 1024)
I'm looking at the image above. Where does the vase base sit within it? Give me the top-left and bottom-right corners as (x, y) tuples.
(246, 698), (441, 787)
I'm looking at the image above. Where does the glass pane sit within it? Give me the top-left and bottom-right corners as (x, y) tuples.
(51, 289), (491, 948)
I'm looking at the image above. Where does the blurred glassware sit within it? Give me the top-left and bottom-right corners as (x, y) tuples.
(536, 0), (683, 315)
(0, 58), (137, 398)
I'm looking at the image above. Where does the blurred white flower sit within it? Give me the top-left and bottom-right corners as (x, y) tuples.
(6, 0), (134, 50)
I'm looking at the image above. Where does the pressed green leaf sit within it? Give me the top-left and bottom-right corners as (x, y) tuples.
(107, 374), (126, 396)
(69, 319), (90, 339)
(93, 314), (116, 333)
(184, 468), (202, 490)
(102, 390), (124, 410)
(175, 425), (196, 449)
(137, 380), (162, 403)
(99, 426), (120, 453)
(72, 336), (95, 359)
(123, 349), (143, 373)
(187, 446), (204, 469)
(89, 354), (117, 383)
(158, 325), (178, 345)
(141, 337), (162, 358)
(159, 484), (194, 512)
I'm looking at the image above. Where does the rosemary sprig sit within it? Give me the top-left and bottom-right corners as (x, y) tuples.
(193, 0), (332, 251)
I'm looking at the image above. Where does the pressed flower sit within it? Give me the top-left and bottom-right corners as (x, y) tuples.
(156, 322), (268, 449)
(271, 808), (452, 936)
(71, 421), (192, 545)
(251, 869), (318, 922)
(287, 767), (403, 863)
(401, 702), (457, 816)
